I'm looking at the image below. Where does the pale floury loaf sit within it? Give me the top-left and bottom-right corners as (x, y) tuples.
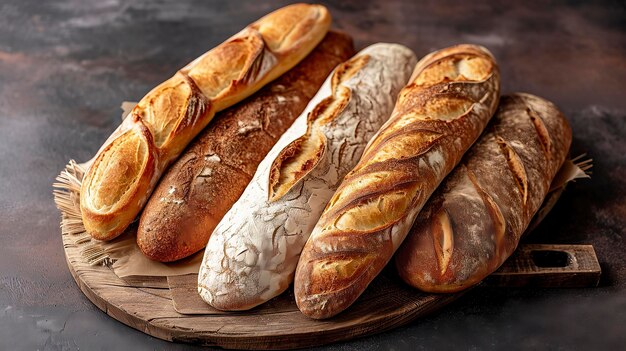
(198, 43), (417, 311)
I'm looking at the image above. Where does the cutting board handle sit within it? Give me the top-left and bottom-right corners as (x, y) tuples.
(486, 244), (601, 288)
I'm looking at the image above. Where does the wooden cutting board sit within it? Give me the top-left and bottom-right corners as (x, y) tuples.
(64, 235), (599, 349)
(62, 180), (601, 350)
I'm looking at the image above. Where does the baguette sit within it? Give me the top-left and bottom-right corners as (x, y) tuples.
(79, 4), (331, 240)
(136, 31), (355, 262)
(198, 43), (417, 311)
(395, 93), (572, 293)
(294, 44), (501, 319)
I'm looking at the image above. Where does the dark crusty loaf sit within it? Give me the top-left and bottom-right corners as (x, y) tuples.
(294, 44), (501, 319)
(395, 93), (572, 293)
(79, 4), (331, 240)
(137, 31), (355, 262)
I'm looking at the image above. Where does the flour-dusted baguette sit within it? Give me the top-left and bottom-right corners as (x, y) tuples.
(79, 4), (331, 240)
(294, 44), (501, 319)
(395, 93), (572, 293)
(136, 31), (355, 262)
(197, 44), (417, 311)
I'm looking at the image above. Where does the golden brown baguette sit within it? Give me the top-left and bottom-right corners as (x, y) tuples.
(79, 4), (331, 240)
(136, 31), (355, 262)
(395, 93), (572, 293)
(294, 44), (500, 319)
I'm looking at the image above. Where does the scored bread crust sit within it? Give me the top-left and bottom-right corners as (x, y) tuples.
(136, 31), (355, 262)
(197, 44), (417, 311)
(395, 93), (572, 293)
(79, 4), (331, 240)
(294, 44), (501, 319)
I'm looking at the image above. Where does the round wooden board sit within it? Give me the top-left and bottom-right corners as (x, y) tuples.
(61, 187), (565, 350)
(63, 233), (461, 349)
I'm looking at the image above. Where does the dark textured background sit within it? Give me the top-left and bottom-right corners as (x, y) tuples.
(1, 0), (625, 350)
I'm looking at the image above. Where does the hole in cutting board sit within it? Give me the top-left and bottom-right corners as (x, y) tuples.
(531, 250), (571, 268)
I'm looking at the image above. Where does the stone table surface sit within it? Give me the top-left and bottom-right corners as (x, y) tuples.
(1, 0), (624, 350)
